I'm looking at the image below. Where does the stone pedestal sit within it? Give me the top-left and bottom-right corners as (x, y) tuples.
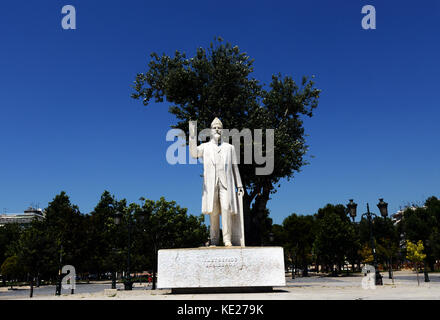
(157, 246), (285, 291)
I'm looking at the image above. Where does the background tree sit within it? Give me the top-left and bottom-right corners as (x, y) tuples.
(347, 229), (362, 272)
(372, 216), (399, 277)
(424, 196), (440, 270)
(405, 240), (426, 286)
(359, 243), (374, 265)
(42, 191), (89, 290)
(85, 191), (127, 280)
(16, 220), (57, 297)
(0, 223), (22, 270)
(131, 37), (321, 245)
(313, 204), (356, 275)
(270, 224), (287, 246)
(269, 223), (291, 272)
(258, 208), (275, 246)
(282, 213), (316, 277)
(132, 196), (209, 289)
(1, 255), (25, 289)
(401, 205), (434, 281)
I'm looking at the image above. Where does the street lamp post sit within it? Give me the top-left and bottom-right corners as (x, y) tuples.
(137, 211), (155, 290)
(423, 240), (430, 283)
(362, 203), (383, 286)
(126, 217), (132, 290)
(347, 199), (357, 223)
(111, 271), (117, 289)
(29, 273), (34, 298)
(151, 233), (158, 290)
(111, 247), (117, 289)
(377, 198), (393, 281)
(347, 199), (383, 285)
(55, 244), (63, 295)
(114, 211), (133, 290)
(136, 210), (159, 290)
(346, 199), (358, 271)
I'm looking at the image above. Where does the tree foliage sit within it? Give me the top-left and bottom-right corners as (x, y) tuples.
(1, 255), (24, 286)
(406, 239), (426, 286)
(281, 213), (316, 276)
(359, 244), (374, 264)
(406, 240), (426, 263)
(85, 191), (127, 276)
(400, 198), (438, 270)
(0, 223), (22, 266)
(16, 220), (57, 278)
(133, 196), (209, 253)
(313, 204), (357, 273)
(1, 191), (440, 282)
(0, 191), (208, 287)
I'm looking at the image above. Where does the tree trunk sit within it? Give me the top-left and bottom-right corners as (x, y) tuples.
(244, 183), (271, 246)
(111, 271), (116, 289)
(302, 264), (308, 277)
(30, 277), (34, 298)
(152, 246), (158, 290)
(243, 195), (255, 245)
(388, 258), (393, 280)
(424, 261), (430, 282)
(415, 263), (420, 286)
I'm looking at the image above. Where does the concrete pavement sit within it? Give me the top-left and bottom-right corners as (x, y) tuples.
(1, 271), (439, 300)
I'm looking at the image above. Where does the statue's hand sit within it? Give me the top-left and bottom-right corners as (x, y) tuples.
(189, 121), (196, 138)
(237, 187), (244, 197)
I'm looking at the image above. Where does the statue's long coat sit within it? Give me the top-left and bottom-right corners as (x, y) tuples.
(193, 140), (243, 216)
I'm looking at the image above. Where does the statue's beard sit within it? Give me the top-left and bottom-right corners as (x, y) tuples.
(213, 133), (221, 142)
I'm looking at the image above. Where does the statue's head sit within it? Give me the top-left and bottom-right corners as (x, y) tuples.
(210, 117), (223, 142)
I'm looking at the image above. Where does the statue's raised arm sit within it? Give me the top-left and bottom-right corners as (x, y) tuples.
(189, 120), (203, 159)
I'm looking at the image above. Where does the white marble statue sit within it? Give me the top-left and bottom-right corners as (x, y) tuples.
(189, 118), (245, 247)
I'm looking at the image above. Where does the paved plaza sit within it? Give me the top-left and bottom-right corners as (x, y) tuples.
(1, 271), (439, 300)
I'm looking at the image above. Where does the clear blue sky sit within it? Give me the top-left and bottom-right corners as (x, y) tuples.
(0, 0), (439, 224)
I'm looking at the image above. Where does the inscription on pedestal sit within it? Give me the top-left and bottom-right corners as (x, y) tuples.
(202, 257), (240, 268)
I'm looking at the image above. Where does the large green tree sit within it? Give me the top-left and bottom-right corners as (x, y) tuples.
(424, 196), (440, 267)
(0, 223), (22, 267)
(44, 192), (88, 276)
(131, 37), (321, 245)
(366, 216), (399, 274)
(85, 191), (127, 279)
(1, 255), (24, 288)
(17, 220), (58, 294)
(132, 196), (209, 288)
(282, 213), (316, 277)
(313, 204), (357, 274)
(399, 197), (439, 279)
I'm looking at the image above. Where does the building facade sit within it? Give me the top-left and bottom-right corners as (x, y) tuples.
(0, 207), (45, 226)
